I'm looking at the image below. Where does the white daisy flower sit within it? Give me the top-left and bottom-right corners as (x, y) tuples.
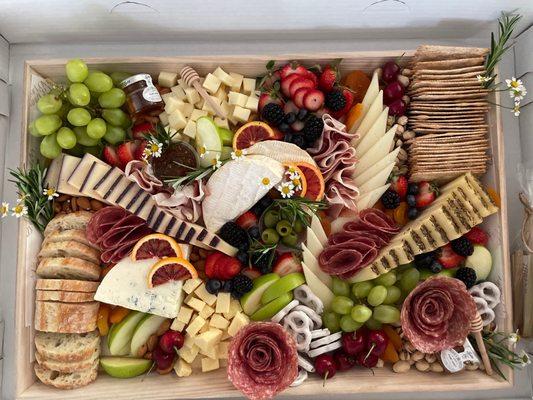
(290, 172), (303, 191)
(512, 103), (521, 117)
(147, 139), (163, 158)
(1, 202), (9, 218)
(506, 77), (523, 88)
(12, 203), (28, 218)
(231, 148), (247, 161)
(508, 332), (519, 345)
(277, 182), (295, 198)
(510, 86), (527, 101)
(42, 187), (59, 201)
(211, 153), (222, 170)
(476, 75), (491, 83)
(261, 177), (271, 186)
(199, 146), (207, 159)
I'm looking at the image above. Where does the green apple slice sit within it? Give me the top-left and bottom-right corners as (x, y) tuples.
(465, 245), (492, 281)
(251, 292), (294, 321)
(108, 311), (146, 356)
(130, 314), (167, 356)
(196, 117), (222, 168)
(261, 272), (305, 304)
(100, 357), (153, 378)
(240, 273), (280, 316)
(221, 146), (233, 161)
(217, 127), (234, 147)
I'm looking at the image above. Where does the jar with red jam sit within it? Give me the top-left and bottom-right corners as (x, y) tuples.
(120, 74), (163, 115)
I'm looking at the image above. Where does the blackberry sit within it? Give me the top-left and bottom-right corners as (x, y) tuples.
(205, 279), (222, 294)
(325, 90), (346, 112)
(297, 109), (308, 120)
(415, 252), (435, 269)
(429, 260), (443, 274)
(236, 250), (249, 266)
(302, 115), (324, 144)
(219, 222), (249, 251)
(252, 250), (274, 274)
(407, 183), (419, 195)
(231, 275), (253, 299)
(290, 134), (306, 149)
(283, 133), (293, 143)
(407, 207), (418, 220)
(284, 112), (296, 125)
(381, 190), (401, 209)
(455, 267), (477, 289)
(451, 237), (474, 257)
(261, 103), (285, 126)
(406, 194), (416, 207)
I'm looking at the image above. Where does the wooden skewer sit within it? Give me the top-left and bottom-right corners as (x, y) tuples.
(470, 313), (493, 375)
(180, 66), (227, 119)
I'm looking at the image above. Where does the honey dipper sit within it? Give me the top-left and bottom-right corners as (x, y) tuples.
(180, 66), (227, 119)
(470, 312), (493, 375)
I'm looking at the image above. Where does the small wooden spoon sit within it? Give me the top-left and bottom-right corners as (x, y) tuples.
(470, 312), (493, 375)
(180, 66), (227, 119)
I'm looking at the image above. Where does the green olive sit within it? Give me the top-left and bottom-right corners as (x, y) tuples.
(276, 220), (293, 237)
(263, 210), (280, 228)
(261, 228), (280, 245)
(293, 219), (305, 233)
(281, 231), (298, 247)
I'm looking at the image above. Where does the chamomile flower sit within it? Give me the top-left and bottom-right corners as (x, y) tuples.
(147, 139), (163, 158)
(512, 103), (521, 116)
(510, 85), (527, 101)
(42, 187), (59, 201)
(1, 202), (9, 218)
(261, 177), (271, 186)
(290, 173), (303, 191)
(199, 146), (207, 159)
(477, 75), (491, 83)
(508, 332), (520, 345)
(11, 203), (28, 218)
(277, 182), (295, 198)
(506, 77), (523, 89)
(231, 148), (247, 161)
(211, 154), (222, 170)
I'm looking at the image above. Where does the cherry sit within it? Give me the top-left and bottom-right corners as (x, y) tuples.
(152, 345), (175, 370)
(382, 61), (400, 83)
(388, 99), (406, 117)
(366, 329), (389, 357)
(333, 351), (356, 372)
(356, 351), (379, 369)
(383, 81), (405, 105)
(341, 328), (367, 356)
(314, 353), (337, 386)
(158, 330), (185, 354)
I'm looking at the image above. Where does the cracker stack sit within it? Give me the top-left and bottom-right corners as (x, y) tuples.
(34, 211), (101, 390)
(405, 45), (491, 182)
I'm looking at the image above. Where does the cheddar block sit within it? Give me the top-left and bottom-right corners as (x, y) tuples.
(223, 299), (241, 320)
(242, 78), (256, 94)
(164, 96), (185, 114)
(183, 333), (195, 349)
(214, 117), (229, 129)
(159, 111), (169, 126)
(182, 102), (194, 118)
(198, 304), (215, 320)
(209, 314), (229, 330)
(227, 312), (249, 337)
(171, 85), (187, 100)
(170, 319), (186, 332)
(168, 109), (187, 130)
(189, 109), (208, 122)
(213, 67), (233, 86)
(176, 306), (194, 324)
(214, 86), (227, 103)
(201, 357), (220, 372)
(229, 72), (244, 91)
(185, 87), (201, 105)
(178, 345), (199, 364)
(158, 71), (178, 88)
(195, 329), (223, 353)
(245, 95), (259, 112)
(217, 341), (230, 359)
(228, 91), (248, 107)
(233, 106), (251, 123)
(183, 120), (197, 139)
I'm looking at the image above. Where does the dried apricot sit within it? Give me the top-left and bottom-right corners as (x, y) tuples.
(97, 304), (111, 336)
(487, 187), (501, 208)
(382, 325), (402, 350)
(346, 103), (364, 132)
(393, 202), (409, 226)
(109, 306), (131, 324)
(381, 340), (400, 363)
(342, 70), (371, 103)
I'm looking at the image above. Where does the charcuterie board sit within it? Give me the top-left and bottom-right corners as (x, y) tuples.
(11, 50), (515, 400)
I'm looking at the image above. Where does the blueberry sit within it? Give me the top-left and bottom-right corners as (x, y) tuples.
(291, 134), (306, 149)
(429, 260), (443, 274)
(278, 122), (291, 133)
(236, 250), (249, 265)
(284, 112), (296, 125)
(221, 280), (233, 293)
(297, 109), (308, 120)
(248, 226), (261, 240)
(283, 133), (293, 143)
(407, 183), (419, 195)
(206, 279), (222, 294)
(407, 207), (419, 220)
(406, 194), (416, 207)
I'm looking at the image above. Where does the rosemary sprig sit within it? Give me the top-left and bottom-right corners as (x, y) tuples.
(248, 239), (277, 268)
(163, 165), (213, 190)
(144, 123), (179, 146)
(8, 164), (54, 234)
(265, 197), (327, 228)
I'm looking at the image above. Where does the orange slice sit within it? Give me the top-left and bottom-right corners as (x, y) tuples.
(147, 257), (198, 288)
(393, 202), (408, 226)
(283, 163), (308, 197)
(346, 103), (364, 132)
(233, 121), (276, 150)
(293, 162), (325, 201)
(131, 233), (183, 261)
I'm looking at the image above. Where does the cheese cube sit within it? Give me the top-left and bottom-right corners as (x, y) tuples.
(199, 323), (210, 334)
(170, 319), (186, 332)
(221, 330), (231, 341)
(223, 299), (242, 320)
(218, 341), (230, 359)
(220, 101), (232, 117)
(245, 96), (259, 112)
(185, 297), (205, 313)
(185, 87), (201, 105)
(161, 92), (173, 103)
(215, 292), (231, 314)
(201, 357), (220, 372)
(194, 284), (217, 306)
(227, 312), (249, 337)
(195, 329), (223, 353)
(209, 314), (229, 330)
(177, 78), (188, 91)
(158, 71), (177, 88)
(183, 278), (202, 294)
(176, 306), (194, 324)
(183, 292), (195, 305)
(182, 102), (194, 118)
(228, 91), (248, 107)
(171, 85), (187, 100)
(178, 345), (199, 364)
(198, 304), (215, 319)
(168, 109), (187, 130)
(183, 333), (196, 349)
(164, 96), (185, 114)
(202, 73), (222, 94)
(200, 345), (218, 360)
(242, 78), (256, 94)
(229, 72), (244, 91)
(189, 109), (208, 122)
(201, 96), (221, 114)
(213, 67), (233, 86)
(232, 106), (251, 123)
(183, 120), (197, 139)
(159, 111), (169, 126)
(214, 117), (229, 129)
(186, 315), (206, 337)
(174, 359), (192, 377)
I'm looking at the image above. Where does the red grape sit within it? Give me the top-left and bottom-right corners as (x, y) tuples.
(384, 82), (405, 105)
(388, 99), (406, 117)
(382, 61), (400, 83)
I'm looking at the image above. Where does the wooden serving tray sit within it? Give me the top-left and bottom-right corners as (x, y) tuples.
(14, 52), (513, 399)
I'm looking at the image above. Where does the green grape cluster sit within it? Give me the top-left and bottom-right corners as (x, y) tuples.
(323, 264), (422, 333)
(31, 58), (131, 159)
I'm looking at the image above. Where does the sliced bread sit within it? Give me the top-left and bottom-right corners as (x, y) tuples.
(42, 229), (100, 251)
(36, 279), (99, 293)
(36, 257), (101, 281)
(34, 301), (99, 333)
(38, 241), (101, 265)
(44, 211), (93, 237)
(34, 331), (100, 362)
(35, 346), (99, 373)
(36, 290), (95, 303)
(34, 360), (98, 389)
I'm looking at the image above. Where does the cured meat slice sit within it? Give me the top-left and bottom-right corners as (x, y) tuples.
(228, 322), (298, 400)
(401, 276), (477, 353)
(86, 207), (127, 244)
(343, 208), (400, 237)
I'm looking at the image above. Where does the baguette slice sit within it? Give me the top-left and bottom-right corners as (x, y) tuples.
(44, 211), (93, 237)
(35, 331), (100, 362)
(36, 346), (100, 373)
(34, 301), (99, 333)
(34, 361), (98, 389)
(36, 257), (101, 281)
(42, 229), (100, 250)
(38, 241), (101, 265)
(36, 290), (95, 303)
(36, 279), (99, 293)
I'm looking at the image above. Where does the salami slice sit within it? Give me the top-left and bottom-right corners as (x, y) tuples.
(228, 322), (298, 400)
(401, 276), (477, 353)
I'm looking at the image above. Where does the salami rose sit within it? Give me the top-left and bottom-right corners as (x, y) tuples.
(401, 276), (477, 353)
(228, 322), (298, 400)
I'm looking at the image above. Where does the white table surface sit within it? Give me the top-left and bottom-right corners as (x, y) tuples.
(1, 37), (532, 399)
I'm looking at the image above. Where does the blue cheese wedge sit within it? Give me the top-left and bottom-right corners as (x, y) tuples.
(94, 257), (183, 318)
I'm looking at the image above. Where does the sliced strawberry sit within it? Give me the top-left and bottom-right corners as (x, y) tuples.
(465, 227), (489, 246)
(217, 255), (242, 280)
(437, 244), (465, 269)
(415, 181), (438, 208)
(318, 65), (339, 93)
(205, 252), (224, 278)
(131, 122), (155, 140)
(236, 211), (258, 230)
(280, 63), (308, 79)
(291, 120), (305, 132)
(272, 253), (303, 276)
(241, 266), (261, 280)
(331, 88), (354, 118)
(390, 175), (408, 200)
(283, 100), (299, 115)
(134, 139), (147, 160)
(116, 141), (137, 169)
(303, 89), (325, 111)
(281, 74), (300, 98)
(258, 92), (283, 112)
(289, 77), (316, 98)
(293, 87), (310, 108)
(102, 146), (121, 168)
(303, 70), (318, 87)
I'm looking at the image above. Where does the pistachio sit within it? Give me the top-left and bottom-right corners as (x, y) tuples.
(397, 115), (409, 126)
(412, 351), (425, 362)
(397, 75), (410, 88)
(402, 95), (410, 105)
(404, 342), (416, 353)
(399, 350), (410, 361)
(430, 363), (444, 372)
(157, 364), (175, 375)
(402, 68), (412, 76)
(388, 116), (396, 126)
(395, 139), (403, 148)
(393, 360), (411, 373)
(395, 124), (405, 134)
(397, 148), (408, 161)
(376, 359), (385, 368)
(415, 360), (430, 372)
(425, 353), (436, 363)
(402, 130), (415, 140)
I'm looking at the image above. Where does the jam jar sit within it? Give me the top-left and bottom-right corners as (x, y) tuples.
(120, 74), (163, 115)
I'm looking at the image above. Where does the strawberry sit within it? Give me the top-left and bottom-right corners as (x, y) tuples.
(102, 145), (121, 168)
(261, 69), (281, 91)
(116, 141), (137, 168)
(205, 252), (224, 279)
(303, 89), (325, 111)
(217, 255), (242, 280)
(272, 253), (303, 276)
(465, 227), (489, 246)
(280, 63), (308, 79)
(293, 87), (310, 108)
(281, 74), (301, 98)
(318, 65), (339, 93)
(331, 88), (354, 118)
(131, 122), (155, 140)
(134, 139), (147, 160)
(258, 91), (283, 112)
(390, 175), (408, 200)
(415, 181), (438, 208)
(437, 244), (465, 269)
(236, 211), (258, 230)
(289, 77), (316, 98)
(303, 70), (318, 87)
(241, 266), (261, 280)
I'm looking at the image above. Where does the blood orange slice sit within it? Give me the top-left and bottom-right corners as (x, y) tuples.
(131, 234), (183, 261)
(283, 163), (307, 197)
(147, 257), (198, 288)
(232, 121), (276, 150)
(294, 162), (325, 201)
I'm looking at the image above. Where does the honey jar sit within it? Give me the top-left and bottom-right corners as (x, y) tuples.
(120, 74), (163, 115)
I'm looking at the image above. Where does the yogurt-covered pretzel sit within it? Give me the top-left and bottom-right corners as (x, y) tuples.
(283, 310), (314, 352)
(469, 282), (501, 309)
(290, 368), (308, 387)
(310, 332), (343, 349)
(472, 296), (495, 326)
(307, 340), (342, 358)
(293, 285), (324, 314)
(311, 328), (331, 339)
(294, 305), (322, 329)
(298, 354), (316, 372)
(271, 300), (299, 324)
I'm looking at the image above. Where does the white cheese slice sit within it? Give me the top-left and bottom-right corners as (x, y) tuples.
(355, 161), (394, 188)
(310, 214), (328, 247)
(301, 244), (332, 289)
(305, 228), (323, 259)
(355, 108), (389, 157)
(246, 141), (316, 166)
(353, 127), (396, 178)
(95, 257), (183, 318)
(361, 71), (379, 115)
(202, 155), (284, 232)
(356, 183), (390, 211)
(353, 147), (400, 179)
(358, 162), (395, 195)
(301, 262), (334, 309)
(350, 90), (383, 141)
